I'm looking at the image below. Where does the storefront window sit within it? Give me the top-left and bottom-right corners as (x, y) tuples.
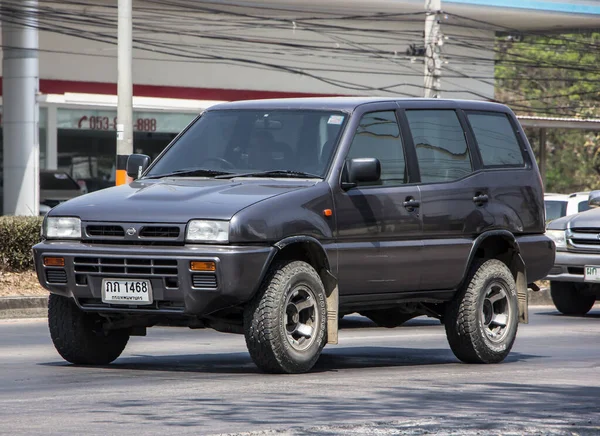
(57, 109), (196, 192)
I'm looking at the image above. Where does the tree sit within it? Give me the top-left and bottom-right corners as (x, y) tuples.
(495, 33), (600, 192)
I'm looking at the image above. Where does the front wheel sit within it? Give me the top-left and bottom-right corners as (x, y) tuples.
(445, 259), (519, 364)
(48, 294), (130, 365)
(243, 260), (327, 374)
(550, 281), (595, 316)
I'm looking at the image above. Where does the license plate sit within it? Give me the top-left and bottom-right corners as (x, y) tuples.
(101, 279), (153, 305)
(584, 266), (600, 283)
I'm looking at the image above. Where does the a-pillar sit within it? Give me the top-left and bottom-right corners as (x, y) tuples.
(2, 0), (39, 216)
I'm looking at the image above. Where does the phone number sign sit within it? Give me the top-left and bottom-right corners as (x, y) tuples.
(58, 109), (195, 133)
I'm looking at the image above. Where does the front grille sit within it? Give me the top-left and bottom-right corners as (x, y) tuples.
(571, 238), (600, 246)
(87, 225), (125, 237)
(571, 228), (600, 234)
(46, 269), (67, 283)
(192, 274), (218, 289)
(73, 257), (178, 276)
(139, 226), (180, 238)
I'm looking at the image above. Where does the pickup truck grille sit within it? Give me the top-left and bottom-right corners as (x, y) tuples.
(568, 228), (600, 251)
(82, 222), (185, 245)
(74, 257), (178, 277)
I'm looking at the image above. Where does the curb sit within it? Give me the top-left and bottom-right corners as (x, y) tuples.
(0, 296), (48, 319)
(0, 289), (555, 320)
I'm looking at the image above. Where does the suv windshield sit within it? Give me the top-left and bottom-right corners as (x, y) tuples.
(146, 110), (347, 179)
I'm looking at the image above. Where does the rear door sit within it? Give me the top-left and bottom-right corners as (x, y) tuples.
(333, 107), (422, 296)
(401, 108), (489, 291)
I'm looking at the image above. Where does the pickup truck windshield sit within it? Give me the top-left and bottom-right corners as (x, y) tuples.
(146, 110), (347, 179)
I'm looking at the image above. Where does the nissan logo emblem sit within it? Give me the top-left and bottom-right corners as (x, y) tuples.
(126, 227), (137, 236)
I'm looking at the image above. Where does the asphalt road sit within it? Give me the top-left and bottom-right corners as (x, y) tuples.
(1, 307), (600, 436)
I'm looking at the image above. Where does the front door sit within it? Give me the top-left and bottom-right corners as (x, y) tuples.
(333, 110), (422, 296)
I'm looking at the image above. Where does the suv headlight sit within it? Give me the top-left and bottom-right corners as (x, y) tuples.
(45, 217), (81, 239)
(546, 229), (566, 249)
(186, 220), (229, 243)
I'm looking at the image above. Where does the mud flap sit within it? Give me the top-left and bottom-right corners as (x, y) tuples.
(321, 270), (339, 344)
(326, 285), (339, 344)
(513, 254), (529, 324)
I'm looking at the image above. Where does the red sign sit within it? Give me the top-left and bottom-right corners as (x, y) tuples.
(77, 115), (157, 132)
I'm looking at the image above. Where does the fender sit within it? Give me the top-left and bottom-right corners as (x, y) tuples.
(272, 236), (339, 344)
(462, 230), (521, 282)
(462, 230), (528, 324)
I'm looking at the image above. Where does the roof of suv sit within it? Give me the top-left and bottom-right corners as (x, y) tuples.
(208, 97), (511, 112)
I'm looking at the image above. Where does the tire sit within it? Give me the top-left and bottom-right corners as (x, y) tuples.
(550, 281), (595, 316)
(445, 259), (519, 364)
(48, 294), (130, 365)
(243, 260), (327, 374)
(361, 309), (419, 328)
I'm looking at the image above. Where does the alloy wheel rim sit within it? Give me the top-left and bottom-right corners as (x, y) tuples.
(284, 285), (319, 351)
(481, 281), (511, 343)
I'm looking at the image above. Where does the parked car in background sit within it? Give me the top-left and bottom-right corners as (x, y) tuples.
(544, 192), (591, 223)
(40, 170), (83, 211)
(0, 170), (83, 216)
(545, 191), (600, 315)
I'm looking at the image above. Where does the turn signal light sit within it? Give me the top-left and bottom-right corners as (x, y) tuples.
(190, 261), (216, 272)
(44, 257), (65, 267)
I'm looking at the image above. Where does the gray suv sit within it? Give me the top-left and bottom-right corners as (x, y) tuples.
(33, 98), (555, 373)
(545, 192), (600, 315)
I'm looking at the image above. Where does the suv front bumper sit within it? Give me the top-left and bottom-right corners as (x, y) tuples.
(544, 250), (600, 283)
(33, 241), (275, 316)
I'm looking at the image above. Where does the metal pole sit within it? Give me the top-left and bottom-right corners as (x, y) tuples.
(2, 0), (39, 215)
(116, 0), (133, 185)
(539, 128), (547, 188)
(424, 0), (442, 98)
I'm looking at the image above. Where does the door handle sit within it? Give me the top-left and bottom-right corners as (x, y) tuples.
(403, 197), (420, 211)
(473, 193), (489, 205)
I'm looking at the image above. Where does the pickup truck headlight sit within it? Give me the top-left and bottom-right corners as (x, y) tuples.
(186, 220), (229, 243)
(546, 229), (566, 249)
(45, 217), (81, 239)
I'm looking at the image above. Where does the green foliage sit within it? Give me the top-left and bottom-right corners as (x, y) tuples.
(495, 33), (600, 193)
(0, 216), (43, 272)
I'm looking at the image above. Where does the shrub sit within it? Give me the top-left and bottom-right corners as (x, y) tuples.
(0, 216), (43, 272)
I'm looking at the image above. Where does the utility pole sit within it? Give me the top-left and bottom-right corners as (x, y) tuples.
(424, 0), (442, 98)
(116, 0), (133, 185)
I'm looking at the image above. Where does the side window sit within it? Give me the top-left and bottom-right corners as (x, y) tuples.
(467, 112), (525, 166)
(405, 109), (472, 183)
(347, 111), (406, 186)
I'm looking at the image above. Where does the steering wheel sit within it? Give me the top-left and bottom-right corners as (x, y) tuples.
(200, 157), (235, 170)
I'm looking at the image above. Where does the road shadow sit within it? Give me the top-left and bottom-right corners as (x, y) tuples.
(39, 345), (541, 375)
(534, 309), (600, 319)
(339, 314), (441, 329)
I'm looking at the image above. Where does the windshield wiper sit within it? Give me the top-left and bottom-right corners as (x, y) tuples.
(144, 168), (234, 179)
(215, 170), (323, 179)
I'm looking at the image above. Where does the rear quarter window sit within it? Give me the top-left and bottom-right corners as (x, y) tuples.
(467, 112), (525, 167)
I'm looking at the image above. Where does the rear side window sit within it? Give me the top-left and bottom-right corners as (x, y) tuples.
(405, 109), (472, 183)
(467, 112), (525, 167)
(578, 200), (591, 213)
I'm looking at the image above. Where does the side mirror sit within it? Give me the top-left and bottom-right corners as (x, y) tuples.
(126, 154), (151, 180)
(589, 190), (600, 207)
(342, 158), (381, 189)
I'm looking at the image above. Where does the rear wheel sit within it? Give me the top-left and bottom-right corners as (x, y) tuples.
(243, 260), (327, 374)
(550, 281), (595, 316)
(361, 309), (419, 328)
(445, 259), (519, 364)
(48, 294), (129, 365)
